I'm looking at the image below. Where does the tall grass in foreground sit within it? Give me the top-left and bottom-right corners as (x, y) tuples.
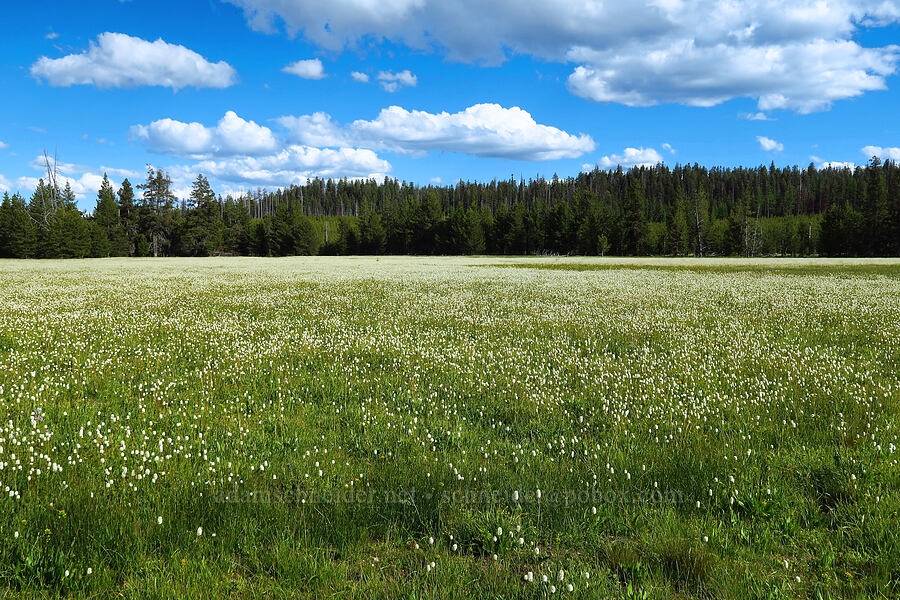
(0, 256), (897, 599)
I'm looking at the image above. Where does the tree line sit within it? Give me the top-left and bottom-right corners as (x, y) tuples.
(1, 160), (897, 259)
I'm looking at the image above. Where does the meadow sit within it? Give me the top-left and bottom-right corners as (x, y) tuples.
(0, 256), (897, 599)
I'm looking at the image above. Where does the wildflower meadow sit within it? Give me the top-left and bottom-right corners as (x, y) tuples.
(0, 256), (897, 598)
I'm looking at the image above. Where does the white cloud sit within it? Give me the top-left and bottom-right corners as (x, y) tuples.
(11, 172), (111, 201)
(20, 157), (143, 197)
(595, 147), (664, 169)
(429, 176), (442, 184)
(740, 112), (775, 121)
(28, 156), (90, 176)
(45, 32), (59, 41)
(377, 70), (417, 92)
(275, 113), (350, 147)
(132, 111), (279, 158)
(661, 143), (675, 154)
(809, 155), (856, 169)
(567, 39), (898, 114)
(351, 71), (370, 83)
(862, 145), (900, 161)
(757, 136), (784, 152)
(173, 146), (391, 187)
(0, 141), (8, 150)
(282, 58), (326, 79)
(31, 32), (237, 90)
(100, 166), (144, 180)
(9, 149), (389, 202)
(278, 103), (595, 160)
(130, 111), (394, 191)
(223, 0), (900, 112)
(822, 161), (857, 169)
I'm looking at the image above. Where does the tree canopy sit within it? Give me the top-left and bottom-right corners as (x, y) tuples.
(1, 161), (897, 259)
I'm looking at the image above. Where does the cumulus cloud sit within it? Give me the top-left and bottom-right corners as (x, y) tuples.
(282, 58), (326, 79)
(3, 153), (139, 202)
(275, 113), (350, 147)
(594, 147), (664, 170)
(10, 170), (115, 201)
(278, 103), (595, 160)
(757, 136), (784, 152)
(223, 0), (900, 112)
(862, 145), (900, 160)
(130, 110), (393, 190)
(131, 111), (279, 158)
(377, 70), (417, 92)
(567, 39), (898, 113)
(0, 141), (8, 150)
(31, 32), (237, 90)
(33, 157), (143, 185)
(172, 146), (391, 187)
(6, 143), (388, 202)
(351, 71), (370, 82)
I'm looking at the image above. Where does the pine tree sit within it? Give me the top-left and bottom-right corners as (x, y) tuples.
(0, 193), (35, 258)
(863, 160), (889, 256)
(117, 179), (137, 255)
(52, 204), (91, 258)
(28, 179), (62, 257)
(137, 168), (177, 257)
(187, 174), (224, 256)
(622, 177), (648, 255)
(358, 210), (386, 254)
(92, 174), (120, 257)
(672, 187), (690, 255)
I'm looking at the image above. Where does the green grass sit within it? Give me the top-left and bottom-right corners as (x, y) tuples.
(495, 261), (900, 278)
(0, 256), (897, 598)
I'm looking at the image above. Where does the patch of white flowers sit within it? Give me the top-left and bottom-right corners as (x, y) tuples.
(0, 256), (895, 592)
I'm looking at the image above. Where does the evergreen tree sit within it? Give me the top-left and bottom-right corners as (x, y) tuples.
(358, 210), (386, 254)
(671, 187), (691, 255)
(622, 177), (648, 255)
(863, 159), (889, 256)
(117, 179), (137, 255)
(92, 174), (121, 257)
(0, 193), (36, 258)
(52, 204), (91, 258)
(0, 162), (897, 259)
(186, 174), (225, 256)
(27, 179), (61, 257)
(137, 167), (177, 257)
(445, 206), (485, 254)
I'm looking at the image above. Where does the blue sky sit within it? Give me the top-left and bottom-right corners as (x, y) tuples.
(1, 0), (899, 208)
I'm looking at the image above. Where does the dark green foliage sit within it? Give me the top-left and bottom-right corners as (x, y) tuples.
(3, 161), (899, 258)
(271, 198), (320, 256)
(358, 210), (386, 254)
(0, 193), (36, 258)
(136, 167), (177, 257)
(184, 174), (225, 256)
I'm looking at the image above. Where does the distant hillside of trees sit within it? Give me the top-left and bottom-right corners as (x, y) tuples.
(1, 160), (898, 259)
